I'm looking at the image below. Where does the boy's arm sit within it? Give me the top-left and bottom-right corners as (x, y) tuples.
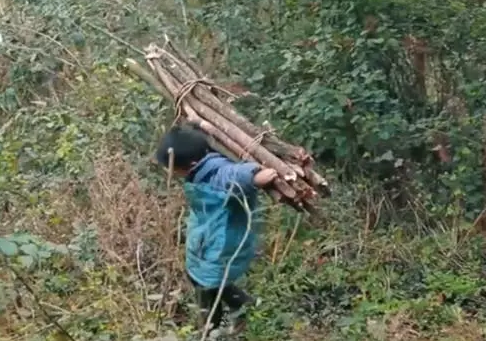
(218, 161), (277, 196)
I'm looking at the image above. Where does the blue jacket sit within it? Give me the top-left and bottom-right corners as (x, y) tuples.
(184, 152), (261, 289)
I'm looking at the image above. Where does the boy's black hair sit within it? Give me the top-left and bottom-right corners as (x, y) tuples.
(156, 123), (210, 169)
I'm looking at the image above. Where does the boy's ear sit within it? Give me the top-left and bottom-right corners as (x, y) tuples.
(189, 161), (197, 167)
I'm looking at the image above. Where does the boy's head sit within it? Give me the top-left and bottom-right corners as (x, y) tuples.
(156, 123), (210, 176)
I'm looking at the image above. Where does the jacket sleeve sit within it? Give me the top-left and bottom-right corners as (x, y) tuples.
(215, 161), (261, 197)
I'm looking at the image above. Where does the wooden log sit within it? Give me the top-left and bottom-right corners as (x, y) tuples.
(126, 51), (327, 212)
(125, 59), (235, 162)
(125, 58), (172, 102)
(304, 164), (331, 197)
(155, 43), (311, 164)
(164, 38), (204, 79)
(149, 58), (299, 184)
(288, 163), (305, 178)
(141, 57), (298, 203)
(126, 58), (287, 203)
(196, 118), (289, 203)
(292, 178), (318, 200)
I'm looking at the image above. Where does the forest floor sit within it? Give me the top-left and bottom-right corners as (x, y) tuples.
(1, 0), (486, 340)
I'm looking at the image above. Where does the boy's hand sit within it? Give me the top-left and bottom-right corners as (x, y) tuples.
(253, 168), (278, 187)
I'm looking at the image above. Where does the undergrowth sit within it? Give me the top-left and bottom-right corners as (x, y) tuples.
(1, 0), (486, 340)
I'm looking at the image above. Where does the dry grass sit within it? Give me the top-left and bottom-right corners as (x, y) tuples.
(438, 320), (485, 341)
(87, 152), (191, 320)
(88, 152), (183, 266)
(0, 150), (193, 340)
(289, 311), (485, 341)
(0, 56), (10, 93)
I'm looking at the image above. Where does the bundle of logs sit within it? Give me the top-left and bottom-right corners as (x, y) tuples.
(125, 37), (330, 214)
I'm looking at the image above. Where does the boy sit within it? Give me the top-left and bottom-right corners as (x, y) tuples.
(156, 124), (277, 335)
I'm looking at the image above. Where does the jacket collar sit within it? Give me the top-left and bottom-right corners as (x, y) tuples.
(185, 152), (223, 184)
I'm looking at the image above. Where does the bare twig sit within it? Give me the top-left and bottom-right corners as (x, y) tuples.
(167, 147), (175, 189)
(1, 23), (87, 75)
(199, 183), (254, 341)
(176, 0), (188, 28)
(136, 241), (149, 310)
(83, 21), (144, 55)
(39, 301), (72, 315)
(473, 207), (486, 228)
(279, 214), (302, 264)
(271, 231), (281, 265)
(176, 207), (185, 247)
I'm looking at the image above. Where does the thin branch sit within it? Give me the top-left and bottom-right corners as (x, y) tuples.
(199, 183), (254, 341)
(136, 241), (150, 311)
(167, 147), (175, 189)
(83, 21), (144, 55)
(176, 0), (188, 28)
(279, 214), (302, 264)
(176, 207), (185, 247)
(1, 22), (87, 76)
(473, 207), (486, 228)
(271, 231), (281, 265)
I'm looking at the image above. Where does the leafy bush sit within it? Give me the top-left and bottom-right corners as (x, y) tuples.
(1, 0), (486, 340)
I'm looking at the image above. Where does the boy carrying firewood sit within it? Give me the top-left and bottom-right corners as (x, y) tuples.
(155, 123), (277, 336)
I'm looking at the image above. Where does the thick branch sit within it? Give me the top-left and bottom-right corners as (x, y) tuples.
(304, 166), (331, 197)
(157, 45), (310, 163)
(150, 59), (299, 183)
(125, 58), (172, 102)
(127, 41), (332, 214)
(142, 58), (295, 201)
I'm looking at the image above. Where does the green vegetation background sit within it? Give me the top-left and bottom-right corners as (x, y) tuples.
(1, 0), (486, 340)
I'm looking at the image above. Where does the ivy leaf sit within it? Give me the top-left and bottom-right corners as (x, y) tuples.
(0, 238), (18, 256)
(18, 255), (34, 268)
(20, 243), (38, 257)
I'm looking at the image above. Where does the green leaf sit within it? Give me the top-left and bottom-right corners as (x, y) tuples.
(10, 234), (34, 244)
(0, 238), (18, 256)
(370, 38), (384, 44)
(18, 255), (34, 268)
(335, 93), (348, 107)
(381, 150), (394, 161)
(20, 243), (38, 257)
(55, 245), (69, 255)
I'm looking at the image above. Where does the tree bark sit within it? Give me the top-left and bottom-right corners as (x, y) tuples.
(157, 44), (311, 164)
(126, 41), (332, 214)
(150, 58), (299, 183)
(140, 57), (297, 202)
